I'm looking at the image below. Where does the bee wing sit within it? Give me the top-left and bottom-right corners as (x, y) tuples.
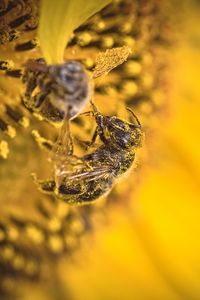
(63, 165), (113, 183)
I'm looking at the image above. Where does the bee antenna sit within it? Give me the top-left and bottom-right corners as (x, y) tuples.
(79, 111), (94, 117)
(126, 107), (141, 127)
(90, 100), (101, 116)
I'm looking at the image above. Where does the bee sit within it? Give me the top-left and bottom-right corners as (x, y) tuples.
(22, 59), (93, 122)
(22, 46), (131, 123)
(33, 102), (143, 205)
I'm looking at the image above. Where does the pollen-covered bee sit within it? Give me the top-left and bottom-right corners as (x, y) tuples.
(33, 102), (143, 205)
(22, 46), (130, 123)
(22, 59), (92, 122)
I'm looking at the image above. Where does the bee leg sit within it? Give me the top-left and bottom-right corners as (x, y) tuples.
(90, 101), (99, 114)
(93, 119), (110, 145)
(80, 126), (99, 149)
(79, 111), (94, 117)
(32, 173), (56, 194)
(89, 102), (110, 144)
(78, 102), (107, 147)
(98, 128), (108, 144)
(73, 137), (88, 149)
(74, 125), (99, 151)
(85, 126), (100, 150)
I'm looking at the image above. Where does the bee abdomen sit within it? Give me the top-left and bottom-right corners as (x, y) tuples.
(78, 178), (113, 202)
(58, 183), (83, 195)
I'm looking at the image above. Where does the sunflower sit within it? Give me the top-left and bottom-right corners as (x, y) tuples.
(1, 0), (198, 299)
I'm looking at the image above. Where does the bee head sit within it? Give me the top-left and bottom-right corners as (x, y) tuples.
(106, 108), (143, 149)
(48, 60), (87, 93)
(90, 102), (143, 149)
(106, 118), (141, 149)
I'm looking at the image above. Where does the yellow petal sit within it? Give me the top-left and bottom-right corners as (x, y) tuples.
(38, 0), (111, 64)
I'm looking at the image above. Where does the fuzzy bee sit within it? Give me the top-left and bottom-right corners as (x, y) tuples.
(33, 102), (143, 205)
(22, 46), (130, 123)
(22, 59), (93, 122)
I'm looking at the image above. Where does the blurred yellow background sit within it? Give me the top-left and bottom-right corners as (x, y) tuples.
(1, 1), (200, 300)
(62, 2), (200, 300)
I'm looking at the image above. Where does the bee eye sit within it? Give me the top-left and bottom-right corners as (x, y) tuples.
(115, 119), (126, 129)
